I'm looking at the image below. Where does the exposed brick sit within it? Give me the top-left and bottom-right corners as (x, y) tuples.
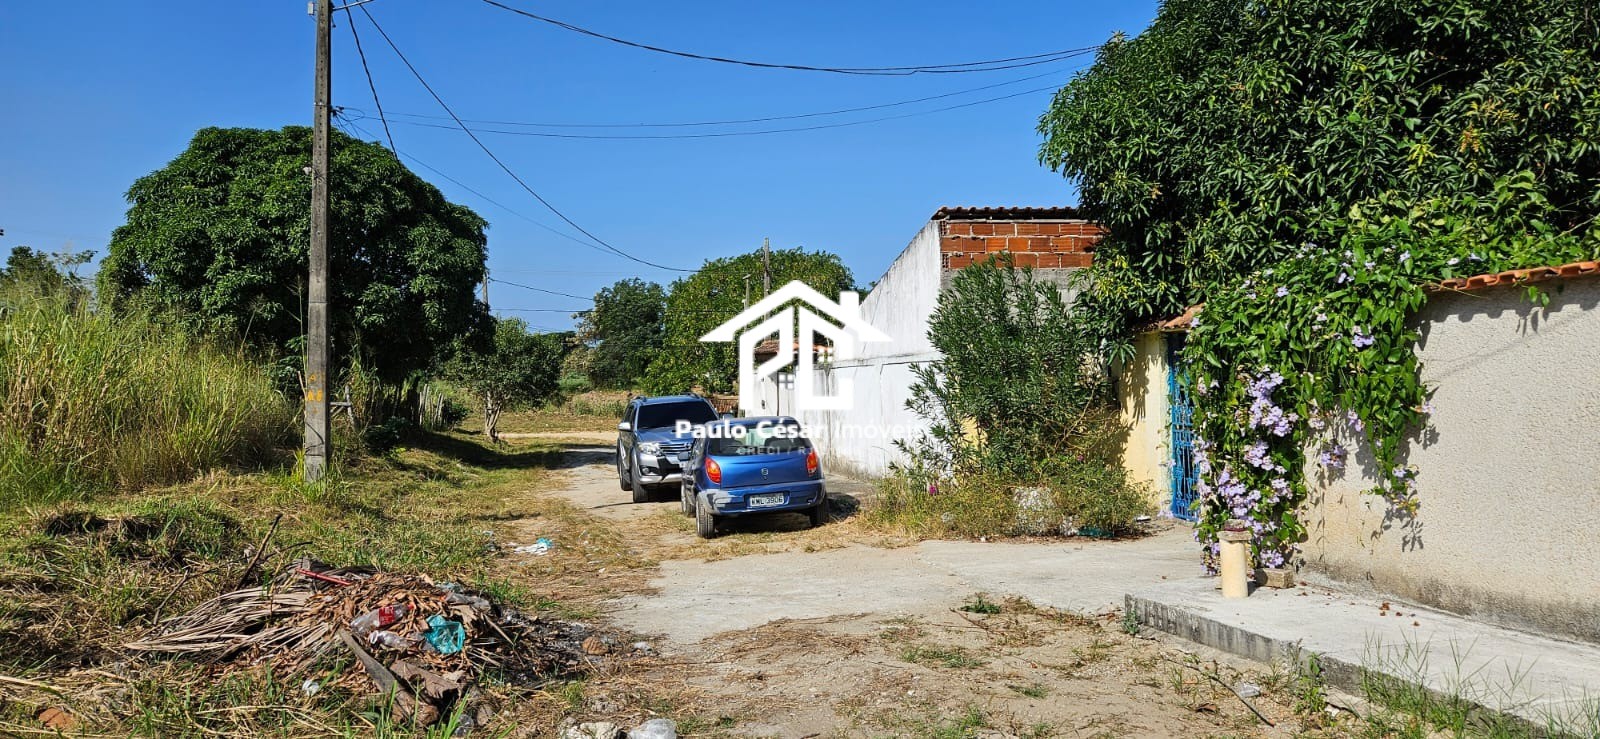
(1061, 253), (1093, 268)
(992, 222), (1019, 236)
(944, 222), (972, 237)
(1010, 253), (1039, 268)
(969, 222), (994, 236)
(1016, 222), (1042, 236)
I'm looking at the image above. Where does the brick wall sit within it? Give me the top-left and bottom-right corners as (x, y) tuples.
(938, 220), (1103, 270)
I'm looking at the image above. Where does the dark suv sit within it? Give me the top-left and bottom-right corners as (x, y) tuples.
(617, 395), (720, 503)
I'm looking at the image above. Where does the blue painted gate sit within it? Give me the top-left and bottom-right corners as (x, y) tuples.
(1167, 334), (1199, 521)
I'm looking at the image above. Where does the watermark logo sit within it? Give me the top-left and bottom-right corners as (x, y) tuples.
(701, 281), (890, 414)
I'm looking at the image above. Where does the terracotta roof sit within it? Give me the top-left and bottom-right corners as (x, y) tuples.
(1159, 304), (1202, 331)
(933, 206), (1085, 221)
(1151, 260), (1600, 333)
(1433, 260), (1600, 292)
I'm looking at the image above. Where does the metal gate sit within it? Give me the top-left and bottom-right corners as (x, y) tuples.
(1167, 334), (1199, 521)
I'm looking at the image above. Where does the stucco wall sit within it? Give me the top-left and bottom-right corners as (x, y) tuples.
(1117, 331), (1175, 515)
(801, 222), (943, 479)
(1298, 277), (1600, 643)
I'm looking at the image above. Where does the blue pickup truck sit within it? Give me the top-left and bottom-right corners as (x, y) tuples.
(675, 416), (828, 538)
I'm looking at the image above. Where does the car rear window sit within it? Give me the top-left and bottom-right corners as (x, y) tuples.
(636, 401), (717, 429)
(708, 425), (809, 456)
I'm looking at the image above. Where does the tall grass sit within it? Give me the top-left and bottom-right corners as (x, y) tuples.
(0, 290), (291, 507)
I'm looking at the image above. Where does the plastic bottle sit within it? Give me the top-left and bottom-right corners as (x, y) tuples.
(367, 630), (419, 650)
(350, 604), (409, 637)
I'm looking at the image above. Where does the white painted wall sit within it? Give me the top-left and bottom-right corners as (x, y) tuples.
(801, 222), (944, 479)
(1298, 277), (1600, 643)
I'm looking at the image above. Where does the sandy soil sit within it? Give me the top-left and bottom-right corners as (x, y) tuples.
(492, 443), (1354, 738)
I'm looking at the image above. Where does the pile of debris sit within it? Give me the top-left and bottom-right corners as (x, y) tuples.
(126, 558), (610, 727)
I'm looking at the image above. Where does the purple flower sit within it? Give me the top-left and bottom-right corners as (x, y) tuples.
(1337, 272), (1351, 284)
(1347, 410), (1364, 432)
(1447, 258), (1460, 266)
(1244, 442), (1272, 469)
(1317, 442), (1347, 470)
(1364, 260), (1376, 270)
(1400, 251), (1411, 262)
(1351, 327), (1375, 349)
(1469, 253), (1483, 261)
(1421, 401), (1435, 415)
(1260, 550), (1286, 568)
(1275, 286), (1289, 298)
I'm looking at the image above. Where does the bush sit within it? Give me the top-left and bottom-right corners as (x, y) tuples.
(557, 372), (593, 397)
(360, 416), (417, 456)
(882, 258), (1151, 537)
(0, 291), (292, 508)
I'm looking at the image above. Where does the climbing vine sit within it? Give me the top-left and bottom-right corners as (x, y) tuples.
(1184, 176), (1599, 570)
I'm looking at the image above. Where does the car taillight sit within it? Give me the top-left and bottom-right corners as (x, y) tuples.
(805, 448), (819, 475)
(705, 458), (722, 485)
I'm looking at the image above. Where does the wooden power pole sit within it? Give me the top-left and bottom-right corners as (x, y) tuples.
(303, 0), (333, 482)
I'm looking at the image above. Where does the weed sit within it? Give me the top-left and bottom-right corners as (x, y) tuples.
(1121, 606), (1140, 635)
(1008, 682), (1050, 699)
(901, 644), (986, 669)
(960, 593), (1002, 615)
(1294, 652), (1328, 717)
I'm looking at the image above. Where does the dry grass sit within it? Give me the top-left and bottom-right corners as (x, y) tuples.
(0, 431), (606, 737)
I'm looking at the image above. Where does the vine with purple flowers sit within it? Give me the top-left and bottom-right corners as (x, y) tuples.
(1182, 177), (1599, 572)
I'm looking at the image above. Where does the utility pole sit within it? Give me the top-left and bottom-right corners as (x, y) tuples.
(762, 237), (771, 296)
(743, 273), (751, 309)
(303, 0), (333, 483)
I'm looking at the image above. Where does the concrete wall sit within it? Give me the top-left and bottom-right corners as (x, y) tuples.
(801, 222), (943, 479)
(1298, 277), (1600, 643)
(1116, 331), (1175, 515)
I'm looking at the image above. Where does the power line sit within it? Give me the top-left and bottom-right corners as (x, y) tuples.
(386, 82), (1071, 140)
(338, 114), (633, 260)
(489, 277), (594, 302)
(477, 0), (1097, 76)
(344, 6), (395, 151)
(356, 4), (691, 273)
(339, 65), (1083, 130)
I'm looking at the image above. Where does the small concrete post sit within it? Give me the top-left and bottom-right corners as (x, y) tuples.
(1218, 522), (1253, 599)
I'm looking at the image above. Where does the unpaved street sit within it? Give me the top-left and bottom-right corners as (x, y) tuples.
(497, 442), (1349, 738)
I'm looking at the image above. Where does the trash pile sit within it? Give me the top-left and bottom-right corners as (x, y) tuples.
(126, 558), (606, 727)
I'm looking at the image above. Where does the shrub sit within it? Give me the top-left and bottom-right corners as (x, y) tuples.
(881, 258), (1151, 536)
(360, 416), (417, 456)
(0, 291), (292, 508)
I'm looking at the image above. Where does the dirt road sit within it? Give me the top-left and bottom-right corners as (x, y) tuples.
(499, 442), (1349, 738)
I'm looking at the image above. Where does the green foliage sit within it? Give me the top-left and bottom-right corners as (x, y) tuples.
(1040, 0), (1600, 566)
(578, 278), (665, 389)
(641, 246), (854, 395)
(1039, 0), (1600, 356)
(445, 317), (564, 439)
(99, 126), (491, 382)
(887, 258), (1151, 537)
(0, 245), (92, 301)
(0, 291), (292, 508)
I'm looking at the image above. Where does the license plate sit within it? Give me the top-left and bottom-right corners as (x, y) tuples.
(748, 493), (785, 509)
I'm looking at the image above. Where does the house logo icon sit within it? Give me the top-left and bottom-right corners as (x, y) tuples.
(702, 281), (891, 414)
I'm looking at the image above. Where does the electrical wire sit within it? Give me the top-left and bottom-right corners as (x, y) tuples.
(477, 0), (1098, 76)
(340, 65), (1084, 130)
(488, 277), (593, 302)
(386, 81), (1070, 140)
(345, 6), (395, 151)
(357, 4), (691, 273)
(338, 114), (627, 258)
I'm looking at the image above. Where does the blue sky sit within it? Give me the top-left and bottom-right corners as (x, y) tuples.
(0, 1), (1156, 330)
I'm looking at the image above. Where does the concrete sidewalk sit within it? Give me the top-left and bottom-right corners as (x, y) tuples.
(1130, 578), (1600, 731)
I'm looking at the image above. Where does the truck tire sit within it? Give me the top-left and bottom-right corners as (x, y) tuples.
(680, 480), (695, 516)
(695, 496), (717, 538)
(631, 473), (650, 504)
(617, 452), (630, 491)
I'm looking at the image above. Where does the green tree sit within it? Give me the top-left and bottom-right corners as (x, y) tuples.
(578, 278), (666, 389)
(1038, 0), (1600, 357)
(99, 126), (490, 381)
(446, 317), (563, 442)
(641, 247), (854, 395)
(0, 246), (92, 300)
